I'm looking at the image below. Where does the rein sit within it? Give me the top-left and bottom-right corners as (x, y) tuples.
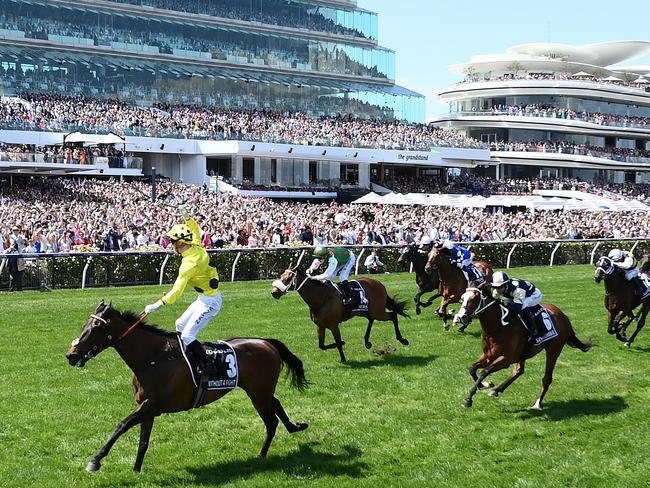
(116, 311), (148, 341)
(466, 287), (498, 315)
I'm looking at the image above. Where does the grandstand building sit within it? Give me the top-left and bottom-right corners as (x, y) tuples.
(433, 41), (650, 183)
(0, 0), (493, 192)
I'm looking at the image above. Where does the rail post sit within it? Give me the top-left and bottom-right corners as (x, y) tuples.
(81, 256), (92, 289)
(506, 243), (518, 269)
(549, 242), (562, 267)
(159, 254), (170, 285)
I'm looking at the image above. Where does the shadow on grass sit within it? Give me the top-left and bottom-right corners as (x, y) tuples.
(517, 395), (627, 420)
(344, 353), (437, 369)
(182, 443), (367, 485)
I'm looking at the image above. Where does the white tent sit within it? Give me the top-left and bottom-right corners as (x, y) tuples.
(602, 75), (622, 82)
(97, 132), (128, 145)
(352, 191), (382, 204)
(633, 76), (650, 84)
(63, 131), (91, 144)
(381, 192), (408, 205)
(571, 71), (594, 78)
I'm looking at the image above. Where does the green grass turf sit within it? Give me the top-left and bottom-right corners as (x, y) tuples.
(0, 265), (649, 487)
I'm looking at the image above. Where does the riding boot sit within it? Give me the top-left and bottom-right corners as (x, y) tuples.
(520, 308), (537, 339)
(187, 340), (209, 379)
(340, 280), (353, 305)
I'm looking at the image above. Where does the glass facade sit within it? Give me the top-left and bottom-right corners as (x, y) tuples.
(0, 0), (392, 80)
(106, 0), (379, 40)
(0, 0), (423, 121)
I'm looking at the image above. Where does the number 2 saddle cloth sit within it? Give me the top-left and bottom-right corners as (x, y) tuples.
(178, 336), (239, 391)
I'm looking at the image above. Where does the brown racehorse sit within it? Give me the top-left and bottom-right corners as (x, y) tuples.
(454, 287), (592, 409)
(424, 246), (493, 331)
(271, 267), (409, 363)
(397, 243), (440, 315)
(594, 256), (650, 347)
(65, 301), (308, 473)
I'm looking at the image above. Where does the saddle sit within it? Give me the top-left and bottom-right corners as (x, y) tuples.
(528, 305), (558, 347)
(179, 338), (239, 408)
(334, 280), (368, 313)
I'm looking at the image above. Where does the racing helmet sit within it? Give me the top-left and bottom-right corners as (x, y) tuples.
(491, 271), (511, 288)
(420, 236), (433, 246)
(441, 239), (455, 250)
(608, 249), (625, 262)
(167, 223), (193, 245)
(313, 245), (327, 258)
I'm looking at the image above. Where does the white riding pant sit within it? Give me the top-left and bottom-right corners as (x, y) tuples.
(337, 255), (356, 281)
(624, 268), (640, 281)
(176, 291), (222, 345)
(521, 289), (543, 309)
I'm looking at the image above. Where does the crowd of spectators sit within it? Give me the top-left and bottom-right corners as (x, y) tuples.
(489, 140), (650, 163)
(2, 177), (650, 256)
(0, 143), (124, 165)
(0, 93), (484, 150)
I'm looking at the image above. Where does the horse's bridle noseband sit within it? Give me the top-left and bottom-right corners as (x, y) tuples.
(272, 269), (309, 295)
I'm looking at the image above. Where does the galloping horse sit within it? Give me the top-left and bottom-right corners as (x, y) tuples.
(424, 246), (493, 331)
(397, 243), (440, 315)
(271, 267), (409, 362)
(454, 287), (592, 409)
(66, 301), (308, 472)
(594, 256), (650, 347)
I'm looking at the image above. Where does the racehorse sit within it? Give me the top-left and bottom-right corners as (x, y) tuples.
(594, 256), (650, 347)
(454, 287), (592, 409)
(65, 301), (308, 473)
(271, 267), (409, 363)
(424, 246), (493, 331)
(397, 243), (440, 315)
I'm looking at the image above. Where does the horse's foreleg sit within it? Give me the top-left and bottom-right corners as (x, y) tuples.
(624, 303), (650, 347)
(463, 356), (509, 408)
(414, 292), (422, 315)
(133, 417), (154, 472)
(468, 354), (492, 389)
(273, 397), (308, 434)
(364, 319), (374, 349)
(87, 399), (153, 472)
(438, 299), (451, 330)
(489, 361), (525, 398)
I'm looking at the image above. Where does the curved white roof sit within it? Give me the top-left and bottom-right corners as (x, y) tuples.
(452, 41), (650, 76)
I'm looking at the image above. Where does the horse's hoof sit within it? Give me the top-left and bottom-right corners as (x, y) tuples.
(488, 390), (499, 397)
(86, 461), (101, 473)
(365, 341), (372, 349)
(293, 422), (309, 432)
(256, 454), (267, 460)
(478, 381), (493, 390)
(443, 324), (451, 331)
(607, 329), (616, 335)
(416, 308), (421, 316)
(462, 399), (473, 408)
(458, 326), (467, 334)
(624, 342), (631, 348)
(399, 338), (409, 346)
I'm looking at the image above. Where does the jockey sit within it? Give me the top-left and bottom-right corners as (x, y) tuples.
(490, 271), (543, 337)
(144, 206), (222, 379)
(440, 239), (484, 285)
(306, 245), (356, 305)
(419, 235), (434, 253)
(608, 248), (650, 298)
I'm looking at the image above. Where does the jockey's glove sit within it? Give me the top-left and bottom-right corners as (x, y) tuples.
(306, 269), (314, 276)
(144, 301), (163, 314)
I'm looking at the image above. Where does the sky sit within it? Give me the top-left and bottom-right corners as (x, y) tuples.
(358, 0), (650, 119)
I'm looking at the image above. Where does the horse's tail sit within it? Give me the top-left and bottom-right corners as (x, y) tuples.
(386, 295), (410, 318)
(566, 318), (593, 352)
(263, 338), (309, 392)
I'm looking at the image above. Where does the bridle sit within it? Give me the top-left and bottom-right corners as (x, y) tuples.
(595, 256), (615, 278)
(272, 269), (310, 295)
(462, 287), (498, 316)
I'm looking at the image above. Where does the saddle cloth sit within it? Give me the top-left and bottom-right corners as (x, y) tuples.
(530, 305), (558, 347)
(335, 280), (369, 312)
(179, 337), (239, 390)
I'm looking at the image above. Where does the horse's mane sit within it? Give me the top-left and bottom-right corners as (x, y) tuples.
(118, 310), (177, 338)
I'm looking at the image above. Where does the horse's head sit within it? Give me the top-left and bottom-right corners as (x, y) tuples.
(594, 256), (615, 283)
(453, 287), (487, 327)
(424, 245), (443, 273)
(66, 300), (116, 367)
(397, 243), (416, 265)
(271, 267), (302, 299)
